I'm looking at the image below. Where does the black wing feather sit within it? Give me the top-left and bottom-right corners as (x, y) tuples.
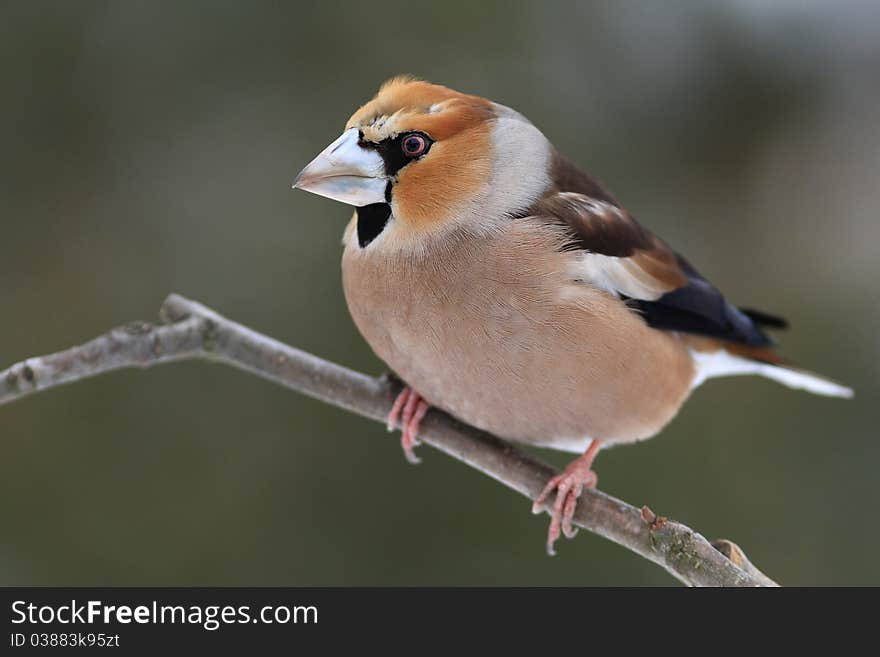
(625, 254), (776, 347)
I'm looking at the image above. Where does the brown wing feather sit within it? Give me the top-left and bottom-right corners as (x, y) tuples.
(532, 191), (688, 298)
(529, 151), (783, 346)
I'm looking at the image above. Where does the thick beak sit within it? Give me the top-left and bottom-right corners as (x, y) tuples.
(293, 128), (387, 206)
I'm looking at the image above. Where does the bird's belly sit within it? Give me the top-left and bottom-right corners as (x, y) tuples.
(341, 230), (695, 451)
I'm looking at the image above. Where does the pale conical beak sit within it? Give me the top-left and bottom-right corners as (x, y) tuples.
(293, 128), (387, 206)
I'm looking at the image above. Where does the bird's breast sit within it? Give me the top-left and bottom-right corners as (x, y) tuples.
(341, 219), (695, 451)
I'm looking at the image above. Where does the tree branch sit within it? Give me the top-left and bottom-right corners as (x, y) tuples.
(0, 293), (778, 587)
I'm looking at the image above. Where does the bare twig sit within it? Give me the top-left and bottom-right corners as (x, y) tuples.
(0, 294), (778, 587)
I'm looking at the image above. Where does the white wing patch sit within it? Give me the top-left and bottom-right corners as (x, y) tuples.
(554, 195), (671, 301)
(573, 252), (670, 300)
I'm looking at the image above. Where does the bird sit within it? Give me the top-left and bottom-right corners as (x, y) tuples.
(293, 76), (853, 555)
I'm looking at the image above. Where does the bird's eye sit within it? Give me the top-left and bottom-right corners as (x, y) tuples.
(401, 133), (429, 158)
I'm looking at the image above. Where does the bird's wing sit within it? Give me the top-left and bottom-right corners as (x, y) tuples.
(533, 190), (785, 347)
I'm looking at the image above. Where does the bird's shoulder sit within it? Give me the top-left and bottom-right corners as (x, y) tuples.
(522, 151), (784, 347)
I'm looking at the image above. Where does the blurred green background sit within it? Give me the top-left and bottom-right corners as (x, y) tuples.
(1, 1), (877, 586)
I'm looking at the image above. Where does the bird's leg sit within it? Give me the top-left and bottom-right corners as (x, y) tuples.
(532, 439), (602, 556)
(386, 386), (430, 465)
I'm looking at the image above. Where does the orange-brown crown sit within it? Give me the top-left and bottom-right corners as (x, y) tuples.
(346, 76), (495, 141)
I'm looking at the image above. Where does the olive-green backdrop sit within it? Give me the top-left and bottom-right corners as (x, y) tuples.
(2, 1), (877, 586)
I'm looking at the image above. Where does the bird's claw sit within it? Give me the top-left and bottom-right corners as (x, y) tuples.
(532, 441), (601, 555)
(387, 386), (429, 465)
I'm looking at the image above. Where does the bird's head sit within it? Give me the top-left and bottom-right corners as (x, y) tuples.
(294, 76), (552, 250)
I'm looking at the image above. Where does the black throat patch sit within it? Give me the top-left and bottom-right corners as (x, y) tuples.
(356, 203), (392, 248)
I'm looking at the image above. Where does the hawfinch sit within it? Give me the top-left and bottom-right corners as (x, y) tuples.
(294, 76), (853, 555)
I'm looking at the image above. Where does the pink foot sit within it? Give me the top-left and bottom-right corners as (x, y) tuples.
(386, 386), (430, 464)
(532, 440), (602, 556)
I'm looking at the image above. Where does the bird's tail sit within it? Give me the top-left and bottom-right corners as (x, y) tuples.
(687, 339), (854, 399)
